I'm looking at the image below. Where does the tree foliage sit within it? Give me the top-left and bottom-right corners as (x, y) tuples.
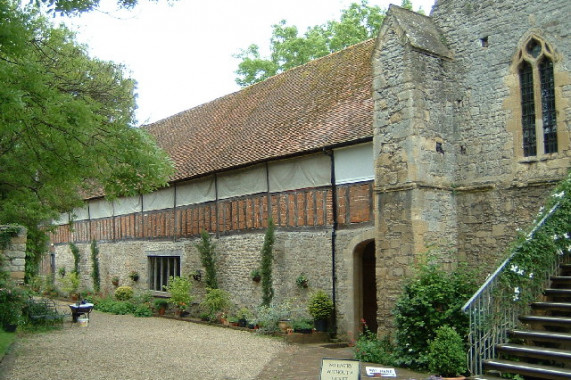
(0, 1), (173, 277)
(234, 0), (425, 87)
(234, 0), (385, 87)
(30, 0), (164, 15)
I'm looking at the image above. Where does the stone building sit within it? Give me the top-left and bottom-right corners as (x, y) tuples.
(48, 0), (569, 339)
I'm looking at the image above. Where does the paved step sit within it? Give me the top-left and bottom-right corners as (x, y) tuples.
(497, 343), (571, 362)
(544, 288), (571, 297)
(552, 276), (571, 282)
(483, 359), (571, 380)
(531, 301), (571, 313)
(509, 329), (571, 344)
(520, 315), (571, 328)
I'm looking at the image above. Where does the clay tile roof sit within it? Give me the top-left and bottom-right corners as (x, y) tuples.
(144, 39), (375, 182)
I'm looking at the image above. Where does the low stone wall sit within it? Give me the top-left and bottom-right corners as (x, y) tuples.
(0, 226), (27, 284)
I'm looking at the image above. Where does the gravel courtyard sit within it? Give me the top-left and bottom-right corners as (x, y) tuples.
(0, 311), (287, 380)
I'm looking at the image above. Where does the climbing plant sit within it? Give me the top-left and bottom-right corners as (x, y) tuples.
(70, 242), (80, 274)
(499, 170), (571, 305)
(260, 219), (276, 306)
(0, 226), (21, 250)
(90, 240), (100, 293)
(196, 230), (218, 289)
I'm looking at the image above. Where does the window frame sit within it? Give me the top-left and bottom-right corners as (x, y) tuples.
(516, 36), (558, 158)
(147, 254), (181, 293)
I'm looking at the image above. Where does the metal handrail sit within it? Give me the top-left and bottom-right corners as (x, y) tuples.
(461, 202), (561, 375)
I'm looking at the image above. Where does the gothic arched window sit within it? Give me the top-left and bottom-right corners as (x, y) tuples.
(517, 37), (558, 157)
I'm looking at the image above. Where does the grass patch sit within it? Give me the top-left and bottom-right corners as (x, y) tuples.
(0, 329), (17, 361)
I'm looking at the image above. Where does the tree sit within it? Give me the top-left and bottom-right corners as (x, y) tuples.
(30, 0), (165, 15)
(234, 0), (426, 87)
(0, 1), (173, 276)
(234, 0), (385, 87)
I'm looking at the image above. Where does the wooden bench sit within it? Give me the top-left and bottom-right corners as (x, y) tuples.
(24, 298), (70, 326)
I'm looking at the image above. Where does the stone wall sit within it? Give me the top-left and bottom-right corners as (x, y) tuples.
(52, 224), (373, 336)
(372, 1), (569, 335)
(0, 226), (27, 284)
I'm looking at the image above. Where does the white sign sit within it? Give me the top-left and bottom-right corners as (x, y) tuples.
(320, 358), (360, 380)
(365, 367), (397, 377)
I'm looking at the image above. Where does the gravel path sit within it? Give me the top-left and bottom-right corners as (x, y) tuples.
(0, 311), (287, 380)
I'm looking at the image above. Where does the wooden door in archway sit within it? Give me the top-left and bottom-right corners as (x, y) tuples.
(361, 240), (377, 334)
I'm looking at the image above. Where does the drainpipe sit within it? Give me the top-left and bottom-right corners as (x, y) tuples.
(324, 149), (338, 335)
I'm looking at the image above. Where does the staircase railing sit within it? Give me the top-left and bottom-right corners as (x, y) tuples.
(461, 202), (562, 376)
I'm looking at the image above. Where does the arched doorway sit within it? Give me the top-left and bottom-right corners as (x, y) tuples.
(361, 240), (377, 333)
(352, 238), (377, 335)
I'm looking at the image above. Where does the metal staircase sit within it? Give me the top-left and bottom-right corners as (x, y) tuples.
(476, 263), (571, 379)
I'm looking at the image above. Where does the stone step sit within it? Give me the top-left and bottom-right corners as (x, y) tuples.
(520, 314), (571, 328)
(531, 301), (571, 313)
(497, 343), (571, 362)
(551, 276), (571, 287)
(509, 329), (571, 344)
(483, 359), (571, 380)
(544, 288), (571, 298)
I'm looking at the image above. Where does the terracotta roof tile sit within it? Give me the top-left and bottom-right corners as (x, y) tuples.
(144, 39), (375, 182)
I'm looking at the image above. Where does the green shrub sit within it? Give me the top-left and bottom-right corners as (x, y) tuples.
(109, 301), (135, 315)
(164, 276), (193, 311)
(154, 298), (169, 310)
(133, 304), (152, 317)
(59, 272), (79, 298)
(92, 296), (115, 313)
(0, 285), (25, 329)
(200, 288), (231, 321)
(354, 330), (396, 366)
(308, 290), (334, 320)
(255, 301), (292, 334)
(427, 326), (466, 377)
(114, 286), (134, 301)
(392, 258), (477, 370)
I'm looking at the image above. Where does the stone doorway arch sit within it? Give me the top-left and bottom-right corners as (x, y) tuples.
(340, 229), (377, 341)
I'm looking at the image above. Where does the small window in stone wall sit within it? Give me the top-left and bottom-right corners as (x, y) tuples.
(517, 36), (558, 157)
(148, 255), (180, 292)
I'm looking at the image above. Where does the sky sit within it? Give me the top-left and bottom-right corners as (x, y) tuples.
(60, 0), (437, 125)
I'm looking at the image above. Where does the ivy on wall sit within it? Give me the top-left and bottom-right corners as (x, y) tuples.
(196, 230), (218, 289)
(91, 240), (100, 293)
(70, 242), (80, 274)
(500, 170), (571, 305)
(0, 225), (21, 250)
(260, 219), (276, 306)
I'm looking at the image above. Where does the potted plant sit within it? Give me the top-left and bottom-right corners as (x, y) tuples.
(199, 288), (231, 322)
(60, 271), (80, 301)
(308, 290), (334, 332)
(296, 273), (309, 289)
(111, 275), (120, 287)
(164, 276), (193, 317)
(154, 298), (169, 316)
(191, 270), (202, 282)
(426, 325), (467, 379)
(238, 307), (252, 327)
(292, 319), (314, 333)
(250, 268), (261, 282)
(129, 271), (139, 282)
